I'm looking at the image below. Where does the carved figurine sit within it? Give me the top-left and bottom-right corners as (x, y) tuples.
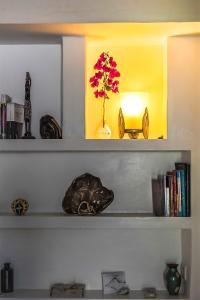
(11, 198), (29, 216)
(62, 173), (114, 215)
(40, 115), (62, 139)
(22, 72), (35, 139)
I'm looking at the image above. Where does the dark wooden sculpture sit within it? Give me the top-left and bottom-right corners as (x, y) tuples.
(22, 72), (35, 139)
(40, 115), (62, 139)
(62, 173), (114, 215)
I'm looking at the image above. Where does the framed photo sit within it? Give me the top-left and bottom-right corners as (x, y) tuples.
(101, 271), (126, 295)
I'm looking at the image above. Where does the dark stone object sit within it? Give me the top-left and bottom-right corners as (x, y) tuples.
(62, 173), (114, 215)
(11, 198), (29, 216)
(40, 115), (62, 139)
(164, 263), (181, 295)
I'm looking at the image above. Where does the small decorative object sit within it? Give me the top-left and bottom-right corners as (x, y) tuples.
(62, 173), (114, 215)
(1, 263), (14, 293)
(89, 52), (120, 139)
(11, 198), (29, 216)
(143, 287), (157, 298)
(22, 72), (35, 139)
(50, 283), (85, 297)
(101, 271), (129, 295)
(164, 263), (181, 295)
(40, 114), (62, 139)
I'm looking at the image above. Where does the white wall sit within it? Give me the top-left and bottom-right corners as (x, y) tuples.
(167, 36), (199, 300)
(0, 152), (185, 213)
(0, 44), (61, 138)
(0, 229), (181, 290)
(0, 0), (198, 23)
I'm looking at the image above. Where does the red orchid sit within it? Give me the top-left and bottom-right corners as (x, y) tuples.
(89, 52), (120, 99)
(89, 52), (120, 127)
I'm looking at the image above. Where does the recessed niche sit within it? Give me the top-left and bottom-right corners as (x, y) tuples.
(84, 22), (199, 140)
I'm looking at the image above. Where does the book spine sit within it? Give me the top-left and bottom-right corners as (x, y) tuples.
(180, 169), (186, 217)
(169, 175), (174, 217)
(152, 179), (164, 216)
(1, 103), (7, 139)
(164, 175), (170, 217)
(172, 170), (177, 216)
(175, 163), (191, 217)
(187, 164), (191, 217)
(176, 170), (182, 216)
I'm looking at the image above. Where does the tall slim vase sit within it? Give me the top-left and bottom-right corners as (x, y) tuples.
(96, 97), (111, 139)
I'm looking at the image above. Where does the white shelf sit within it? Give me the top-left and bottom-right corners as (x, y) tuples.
(0, 289), (188, 300)
(0, 139), (191, 152)
(0, 213), (192, 229)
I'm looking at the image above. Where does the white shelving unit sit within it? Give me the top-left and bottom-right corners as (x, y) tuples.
(0, 140), (192, 152)
(0, 214), (192, 229)
(0, 17), (198, 300)
(0, 289), (188, 300)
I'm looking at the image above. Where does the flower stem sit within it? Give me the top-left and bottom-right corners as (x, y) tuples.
(103, 97), (105, 127)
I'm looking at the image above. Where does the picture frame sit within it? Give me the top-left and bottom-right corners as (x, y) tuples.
(101, 271), (127, 295)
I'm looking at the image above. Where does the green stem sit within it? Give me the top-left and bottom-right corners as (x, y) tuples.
(103, 97), (105, 127)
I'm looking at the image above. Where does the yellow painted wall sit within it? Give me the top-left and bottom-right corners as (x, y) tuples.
(85, 37), (167, 139)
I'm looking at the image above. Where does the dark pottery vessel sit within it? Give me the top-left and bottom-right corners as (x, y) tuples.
(164, 263), (181, 295)
(1, 263), (14, 293)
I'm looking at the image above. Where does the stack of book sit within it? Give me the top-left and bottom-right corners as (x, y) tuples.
(152, 162), (190, 217)
(0, 94), (24, 139)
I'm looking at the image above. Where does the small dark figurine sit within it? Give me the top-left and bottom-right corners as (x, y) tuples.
(11, 198), (29, 216)
(40, 115), (62, 139)
(22, 72), (35, 139)
(62, 173), (114, 215)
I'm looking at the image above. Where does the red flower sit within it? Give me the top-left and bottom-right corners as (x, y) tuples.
(94, 90), (99, 98)
(90, 52), (120, 99)
(95, 71), (103, 79)
(89, 76), (95, 83)
(112, 87), (119, 93)
(98, 90), (106, 97)
(103, 66), (110, 72)
(94, 61), (102, 70)
(112, 80), (119, 86)
(100, 52), (106, 62)
(108, 78), (113, 85)
(91, 79), (99, 87)
(109, 69), (120, 79)
(109, 57), (117, 68)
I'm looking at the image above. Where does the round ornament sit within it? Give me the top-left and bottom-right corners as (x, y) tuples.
(11, 198), (29, 216)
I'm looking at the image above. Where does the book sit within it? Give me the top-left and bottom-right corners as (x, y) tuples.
(172, 170), (177, 216)
(152, 178), (165, 216)
(176, 170), (182, 216)
(175, 163), (191, 216)
(167, 172), (174, 216)
(165, 175), (170, 217)
(6, 102), (24, 123)
(6, 102), (24, 139)
(0, 94), (12, 139)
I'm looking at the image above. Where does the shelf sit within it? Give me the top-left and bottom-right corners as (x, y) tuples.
(0, 289), (188, 300)
(0, 213), (192, 229)
(0, 139), (191, 152)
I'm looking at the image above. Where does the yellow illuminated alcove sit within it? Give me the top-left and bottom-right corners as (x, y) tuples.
(85, 22), (200, 139)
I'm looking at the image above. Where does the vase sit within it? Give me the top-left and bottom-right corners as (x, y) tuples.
(164, 263), (181, 295)
(1, 263), (14, 293)
(96, 122), (111, 139)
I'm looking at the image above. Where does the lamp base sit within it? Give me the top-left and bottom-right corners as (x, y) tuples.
(126, 129), (142, 139)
